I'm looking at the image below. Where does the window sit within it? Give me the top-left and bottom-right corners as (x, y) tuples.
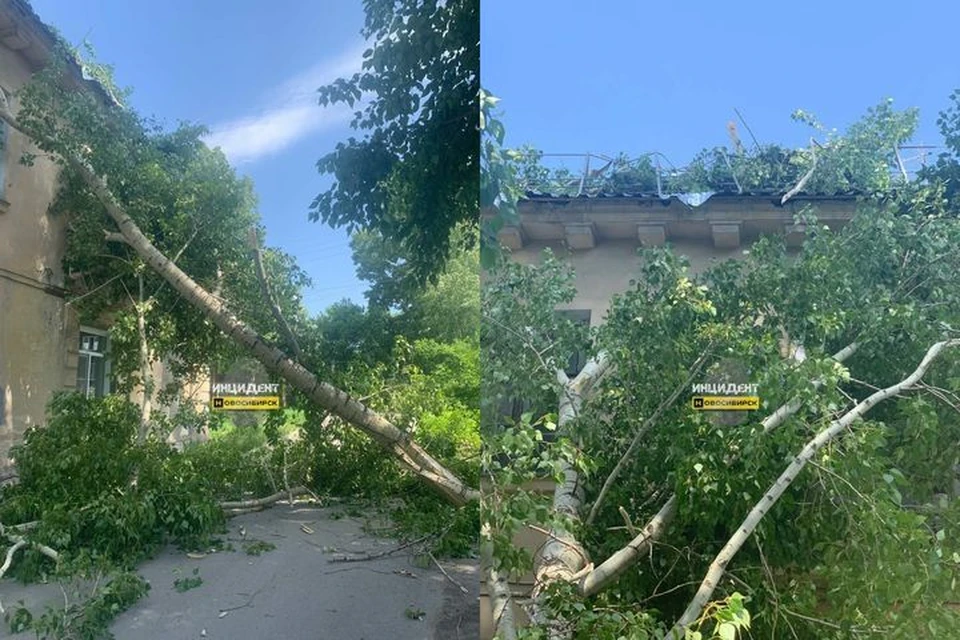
(76, 329), (110, 398)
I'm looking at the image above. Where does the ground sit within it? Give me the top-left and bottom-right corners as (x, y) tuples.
(1, 503), (479, 640)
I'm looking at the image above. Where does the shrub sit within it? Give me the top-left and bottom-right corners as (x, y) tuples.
(0, 394), (224, 580)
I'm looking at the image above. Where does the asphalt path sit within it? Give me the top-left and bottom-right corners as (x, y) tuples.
(1, 504), (479, 640)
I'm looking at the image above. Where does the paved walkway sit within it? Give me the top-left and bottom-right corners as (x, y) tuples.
(2, 504), (479, 640)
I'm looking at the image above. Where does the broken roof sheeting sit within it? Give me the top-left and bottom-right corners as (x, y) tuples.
(521, 188), (862, 206)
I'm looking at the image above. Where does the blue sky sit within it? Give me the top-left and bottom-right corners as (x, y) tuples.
(31, 0), (371, 314)
(481, 0), (958, 177)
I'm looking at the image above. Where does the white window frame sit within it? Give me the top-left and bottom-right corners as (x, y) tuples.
(77, 326), (111, 397)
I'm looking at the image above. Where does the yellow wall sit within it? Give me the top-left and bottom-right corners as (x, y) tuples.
(0, 37), (78, 471)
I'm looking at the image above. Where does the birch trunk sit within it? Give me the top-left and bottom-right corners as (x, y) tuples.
(668, 339), (958, 638)
(530, 355), (612, 637)
(136, 272), (153, 443)
(482, 534), (518, 640)
(0, 99), (478, 507)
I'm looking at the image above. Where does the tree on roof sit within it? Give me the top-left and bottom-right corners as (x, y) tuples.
(517, 99), (919, 198)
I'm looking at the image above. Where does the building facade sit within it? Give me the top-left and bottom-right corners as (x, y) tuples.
(0, 0), (85, 474)
(0, 0), (209, 475)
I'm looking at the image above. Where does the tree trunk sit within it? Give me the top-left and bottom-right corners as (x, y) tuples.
(136, 272), (153, 443)
(668, 339), (959, 638)
(0, 100), (478, 507)
(482, 535), (518, 640)
(530, 355), (612, 637)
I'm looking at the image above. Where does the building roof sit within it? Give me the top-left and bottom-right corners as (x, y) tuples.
(522, 189), (862, 207)
(0, 0), (120, 106)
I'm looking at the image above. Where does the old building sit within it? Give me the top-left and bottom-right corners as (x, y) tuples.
(0, 0), (208, 474)
(480, 187), (859, 638)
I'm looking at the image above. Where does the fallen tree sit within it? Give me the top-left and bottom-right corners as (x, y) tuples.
(0, 87), (478, 508)
(483, 194), (960, 638)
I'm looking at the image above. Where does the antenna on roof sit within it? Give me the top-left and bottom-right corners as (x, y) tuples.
(734, 108), (761, 151)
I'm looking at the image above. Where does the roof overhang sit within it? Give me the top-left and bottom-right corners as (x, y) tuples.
(492, 194), (860, 251)
(0, 0), (118, 105)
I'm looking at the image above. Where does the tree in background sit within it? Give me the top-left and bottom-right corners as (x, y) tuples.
(311, 0), (479, 289)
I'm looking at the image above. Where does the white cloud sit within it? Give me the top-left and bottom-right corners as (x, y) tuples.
(204, 44), (367, 165)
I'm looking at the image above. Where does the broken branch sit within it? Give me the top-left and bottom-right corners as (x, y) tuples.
(668, 338), (960, 638)
(248, 227), (303, 360)
(781, 138), (821, 205)
(219, 486), (308, 510)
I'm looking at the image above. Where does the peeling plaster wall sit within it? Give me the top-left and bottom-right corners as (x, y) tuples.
(510, 239), (745, 325)
(0, 37), (78, 472)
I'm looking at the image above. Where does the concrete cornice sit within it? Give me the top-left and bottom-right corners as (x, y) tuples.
(494, 195), (859, 250)
(0, 0), (117, 104)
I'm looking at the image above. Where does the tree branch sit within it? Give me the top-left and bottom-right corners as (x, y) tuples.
(581, 494), (677, 597)
(103, 230), (129, 244)
(781, 138), (821, 205)
(762, 341), (859, 434)
(248, 228), (303, 360)
(587, 348), (713, 526)
(219, 486), (308, 511)
(668, 338), (960, 638)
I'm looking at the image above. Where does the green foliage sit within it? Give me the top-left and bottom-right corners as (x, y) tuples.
(514, 99), (918, 198)
(13, 42), (309, 401)
(173, 567), (203, 592)
(180, 424), (279, 502)
(350, 228), (481, 341)
(484, 179), (960, 636)
(6, 570), (150, 640)
(480, 88), (524, 268)
(312, 0), (479, 287)
(481, 250), (591, 430)
(0, 394), (225, 578)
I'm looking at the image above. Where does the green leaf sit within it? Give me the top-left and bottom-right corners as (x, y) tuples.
(717, 622), (737, 640)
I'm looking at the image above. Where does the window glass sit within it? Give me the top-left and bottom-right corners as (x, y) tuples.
(76, 330), (108, 397)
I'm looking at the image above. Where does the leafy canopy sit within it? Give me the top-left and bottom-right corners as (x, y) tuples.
(311, 0), (479, 287)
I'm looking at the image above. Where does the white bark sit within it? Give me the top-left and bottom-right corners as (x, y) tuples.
(482, 537), (518, 640)
(781, 138), (820, 205)
(136, 272), (153, 443)
(530, 354), (613, 637)
(581, 494), (677, 597)
(219, 486), (308, 510)
(668, 339), (959, 638)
